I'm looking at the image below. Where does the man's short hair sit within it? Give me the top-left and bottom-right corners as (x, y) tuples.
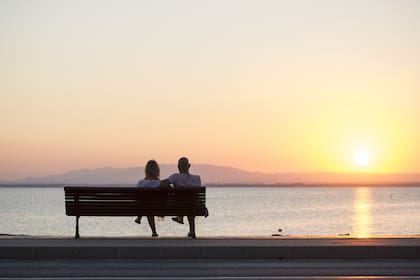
(178, 157), (190, 171)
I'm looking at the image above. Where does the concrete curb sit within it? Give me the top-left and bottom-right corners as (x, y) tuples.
(1, 237), (419, 260)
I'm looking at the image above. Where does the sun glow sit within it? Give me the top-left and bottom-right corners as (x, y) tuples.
(354, 152), (371, 168)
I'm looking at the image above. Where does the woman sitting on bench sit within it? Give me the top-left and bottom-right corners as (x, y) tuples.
(135, 159), (165, 237)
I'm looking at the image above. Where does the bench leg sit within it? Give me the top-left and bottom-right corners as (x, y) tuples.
(187, 216), (196, 238)
(75, 216), (80, 239)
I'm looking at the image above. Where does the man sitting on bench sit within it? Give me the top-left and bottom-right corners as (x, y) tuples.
(161, 157), (202, 237)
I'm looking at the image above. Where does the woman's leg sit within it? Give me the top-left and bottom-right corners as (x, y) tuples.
(147, 216), (158, 237)
(135, 216), (142, 224)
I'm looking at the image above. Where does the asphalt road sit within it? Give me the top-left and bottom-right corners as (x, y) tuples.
(1, 260), (420, 279)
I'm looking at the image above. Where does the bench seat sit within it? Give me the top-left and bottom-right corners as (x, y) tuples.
(64, 186), (207, 238)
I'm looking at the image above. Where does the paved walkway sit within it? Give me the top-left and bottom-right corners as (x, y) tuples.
(1, 236), (419, 260)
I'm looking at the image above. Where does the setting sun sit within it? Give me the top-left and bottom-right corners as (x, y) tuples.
(355, 152), (371, 168)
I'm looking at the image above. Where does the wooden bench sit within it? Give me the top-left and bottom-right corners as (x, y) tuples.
(64, 186), (207, 238)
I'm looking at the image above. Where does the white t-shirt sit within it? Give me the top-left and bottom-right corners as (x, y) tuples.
(167, 173), (201, 187)
(137, 179), (161, 188)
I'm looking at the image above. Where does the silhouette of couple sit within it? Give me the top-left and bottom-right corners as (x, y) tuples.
(135, 157), (202, 237)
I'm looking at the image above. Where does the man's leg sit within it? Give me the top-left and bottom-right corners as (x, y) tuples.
(172, 216), (184, 224)
(147, 216), (158, 237)
(187, 216), (196, 238)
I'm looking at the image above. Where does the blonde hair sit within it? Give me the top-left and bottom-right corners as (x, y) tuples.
(144, 160), (160, 179)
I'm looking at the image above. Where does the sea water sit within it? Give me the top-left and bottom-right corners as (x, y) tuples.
(1, 186), (419, 237)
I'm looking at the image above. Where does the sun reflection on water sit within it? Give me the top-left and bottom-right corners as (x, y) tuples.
(353, 187), (372, 238)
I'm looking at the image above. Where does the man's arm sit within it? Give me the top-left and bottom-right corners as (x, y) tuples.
(160, 173), (177, 188)
(159, 179), (171, 188)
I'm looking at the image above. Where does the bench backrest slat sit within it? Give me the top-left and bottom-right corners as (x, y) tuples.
(64, 186), (207, 217)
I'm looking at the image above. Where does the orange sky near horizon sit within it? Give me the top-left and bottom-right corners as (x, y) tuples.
(1, 1), (419, 180)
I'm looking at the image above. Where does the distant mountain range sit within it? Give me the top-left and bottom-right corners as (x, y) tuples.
(5, 164), (420, 185)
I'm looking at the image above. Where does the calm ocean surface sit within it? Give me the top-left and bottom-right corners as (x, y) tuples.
(1, 186), (420, 237)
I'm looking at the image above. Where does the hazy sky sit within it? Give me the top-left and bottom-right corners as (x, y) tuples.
(1, 0), (419, 180)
